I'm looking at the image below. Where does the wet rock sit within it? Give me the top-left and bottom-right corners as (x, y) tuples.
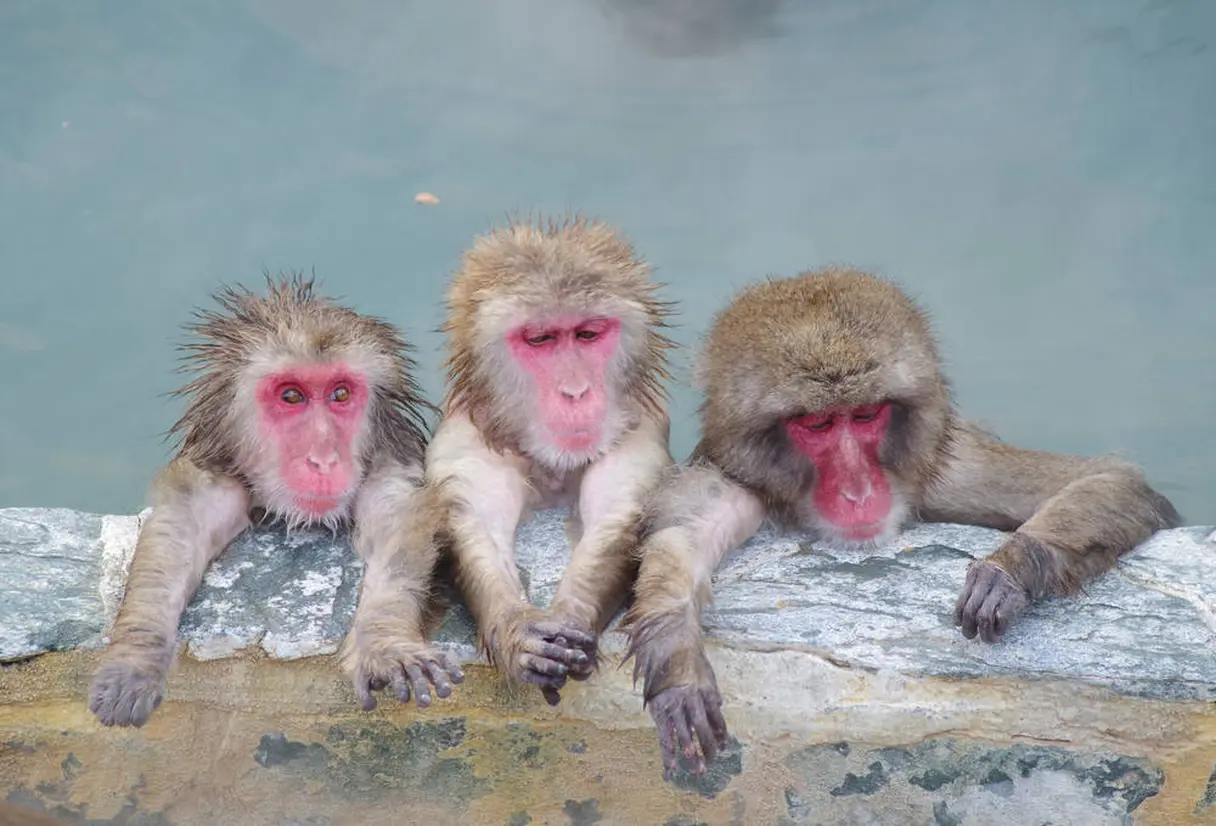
(1, 507), (1214, 703)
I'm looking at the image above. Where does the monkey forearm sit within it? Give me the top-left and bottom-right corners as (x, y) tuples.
(989, 470), (1180, 597)
(550, 524), (639, 633)
(109, 464), (250, 658)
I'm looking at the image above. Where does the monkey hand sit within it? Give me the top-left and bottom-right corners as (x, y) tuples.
(88, 657), (166, 727)
(645, 664), (728, 780)
(954, 559), (1031, 644)
(345, 638), (465, 711)
(491, 608), (597, 707)
(626, 616), (727, 779)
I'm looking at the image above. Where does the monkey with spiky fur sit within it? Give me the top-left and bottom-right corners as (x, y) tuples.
(420, 215), (675, 705)
(88, 275), (464, 727)
(623, 266), (1181, 777)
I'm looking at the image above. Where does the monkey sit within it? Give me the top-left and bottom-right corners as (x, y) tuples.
(419, 215), (675, 705)
(622, 266), (1182, 777)
(88, 274), (465, 727)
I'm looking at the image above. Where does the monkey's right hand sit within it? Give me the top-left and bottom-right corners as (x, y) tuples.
(346, 640), (465, 711)
(88, 658), (166, 727)
(493, 611), (597, 706)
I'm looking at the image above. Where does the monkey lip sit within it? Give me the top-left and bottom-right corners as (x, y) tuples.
(292, 493), (345, 516)
(549, 427), (599, 450)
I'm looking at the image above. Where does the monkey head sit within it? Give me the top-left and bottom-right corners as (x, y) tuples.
(169, 275), (429, 529)
(697, 267), (953, 546)
(442, 216), (672, 471)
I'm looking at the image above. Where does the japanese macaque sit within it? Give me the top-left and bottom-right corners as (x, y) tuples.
(624, 267), (1181, 776)
(88, 275), (463, 727)
(421, 215), (674, 705)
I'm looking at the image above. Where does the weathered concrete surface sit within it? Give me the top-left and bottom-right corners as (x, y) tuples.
(2, 507), (1216, 825)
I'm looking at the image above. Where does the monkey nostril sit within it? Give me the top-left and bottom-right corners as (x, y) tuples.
(308, 452), (339, 473)
(561, 386), (590, 401)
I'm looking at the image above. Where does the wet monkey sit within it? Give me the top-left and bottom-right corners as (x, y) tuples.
(624, 267), (1181, 776)
(88, 275), (463, 727)
(422, 215), (674, 704)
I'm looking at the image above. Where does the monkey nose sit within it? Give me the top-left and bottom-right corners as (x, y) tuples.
(841, 481), (872, 505)
(560, 385), (590, 401)
(307, 451), (339, 474)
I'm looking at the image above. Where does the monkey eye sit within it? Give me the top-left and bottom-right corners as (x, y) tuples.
(525, 332), (556, 346)
(851, 404), (886, 423)
(575, 329), (599, 342)
(280, 388), (306, 405)
(330, 385), (351, 403)
(795, 413), (835, 432)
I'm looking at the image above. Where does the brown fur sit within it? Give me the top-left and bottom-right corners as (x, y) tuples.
(422, 214), (676, 704)
(172, 272), (432, 471)
(623, 265), (1181, 777)
(88, 274), (460, 728)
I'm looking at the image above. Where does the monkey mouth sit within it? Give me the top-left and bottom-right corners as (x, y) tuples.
(548, 427), (599, 450)
(292, 493), (346, 516)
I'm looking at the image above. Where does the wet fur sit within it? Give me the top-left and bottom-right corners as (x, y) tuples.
(424, 215), (676, 702)
(89, 274), (459, 727)
(623, 266), (1181, 775)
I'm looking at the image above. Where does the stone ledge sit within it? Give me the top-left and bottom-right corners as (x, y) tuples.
(1, 507), (1213, 701)
(3, 507), (1216, 825)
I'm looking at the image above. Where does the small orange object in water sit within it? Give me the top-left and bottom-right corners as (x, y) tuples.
(414, 192), (440, 205)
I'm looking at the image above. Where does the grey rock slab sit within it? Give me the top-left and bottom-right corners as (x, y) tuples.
(0, 508), (110, 661)
(705, 522), (1216, 701)
(1, 506), (1214, 701)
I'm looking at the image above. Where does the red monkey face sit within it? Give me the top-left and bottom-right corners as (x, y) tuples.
(785, 402), (895, 541)
(507, 316), (620, 454)
(254, 364), (369, 519)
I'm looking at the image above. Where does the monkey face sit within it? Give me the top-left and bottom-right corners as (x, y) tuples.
(785, 402), (899, 542)
(507, 315), (620, 452)
(250, 362), (369, 522)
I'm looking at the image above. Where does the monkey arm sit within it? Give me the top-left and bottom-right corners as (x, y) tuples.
(427, 413), (593, 693)
(340, 459), (464, 710)
(622, 462), (765, 777)
(89, 457), (250, 727)
(551, 414), (674, 639)
(923, 421), (1181, 642)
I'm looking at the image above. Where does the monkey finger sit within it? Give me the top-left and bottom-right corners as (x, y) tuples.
(521, 639), (587, 667)
(707, 699), (729, 750)
(654, 718), (683, 779)
(437, 653), (466, 684)
(519, 652), (569, 678)
(423, 660), (453, 698)
(390, 670), (413, 705)
(353, 674), (378, 711)
(404, 663), (432, 708)
(519, 667), (569, 689)
(687, 697), (719, 765)
(540, 686), (563, 706)
(531, 621), (597, 650)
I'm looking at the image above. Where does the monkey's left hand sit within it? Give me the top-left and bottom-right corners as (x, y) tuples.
(346, 640), (465, 711)
(954, 559), (1031, 643)
(628, 617), (728, 779)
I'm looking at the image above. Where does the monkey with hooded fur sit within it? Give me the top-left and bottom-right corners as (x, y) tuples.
(623, 266), (1181, 777)
(419, 215), (675, 705)
(89, 275), (463, 727)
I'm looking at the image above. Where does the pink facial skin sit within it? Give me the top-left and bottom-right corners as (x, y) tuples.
(507, 316), (620, 453)
(785, 402), (894, 540)
(255, 364), (369, 517)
